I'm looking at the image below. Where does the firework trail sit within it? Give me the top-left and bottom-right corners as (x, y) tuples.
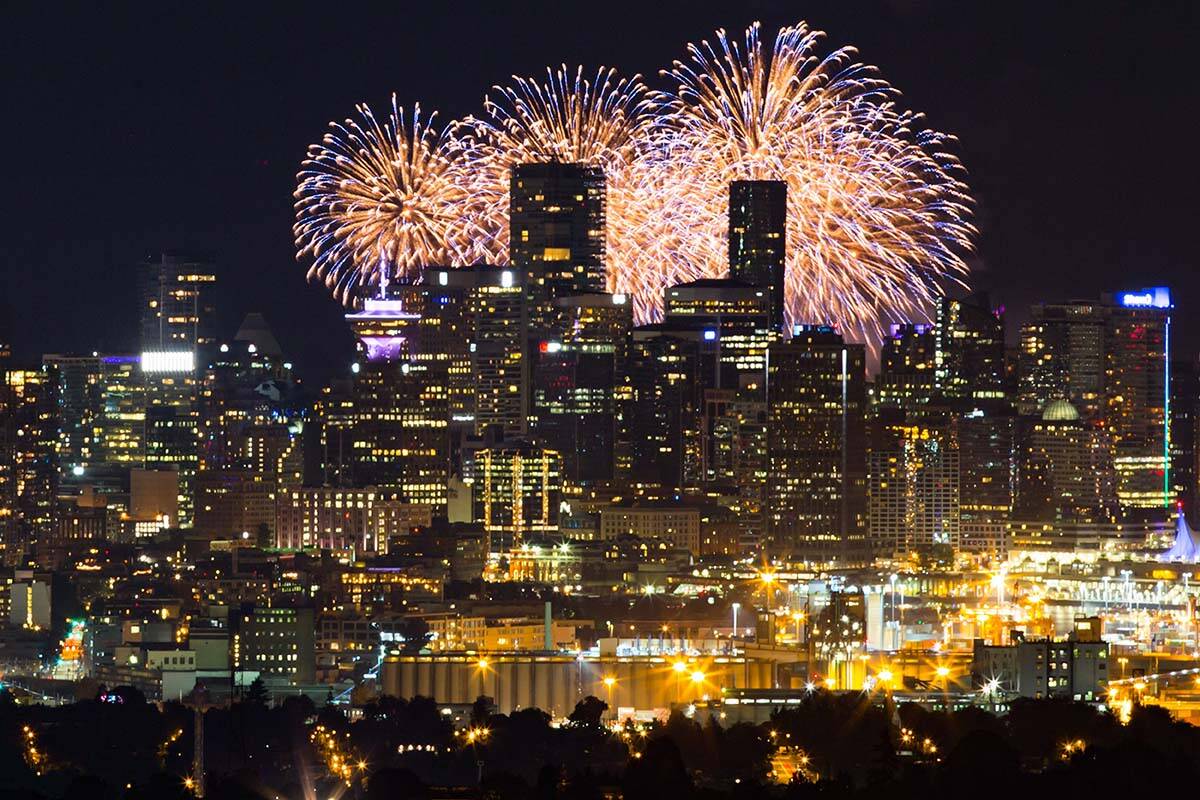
(641, 21), (973, 335)
(460, 65), (660, 312)
(293, 97), (493, 303)
(295, 22), (973, 340)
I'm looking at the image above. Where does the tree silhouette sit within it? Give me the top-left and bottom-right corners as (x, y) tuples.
(567, 696), (607, 728)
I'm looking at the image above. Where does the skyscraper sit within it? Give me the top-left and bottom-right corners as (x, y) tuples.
(42, 354), (102, 481)
(1107, 288), (1171, 513)
(934, 293), (1006, 404)
(510, 163), (606, 331)
(408, 266), (529, 439)
(867, 423), (960, 557)
(139, 253), (217, 528)
(766, 326), (867, 562)
(0, 366), (58, 564)
(139, 252), (218, 362)
(1017, 301), (1107, 418)
(957, 408), (1017, 557)
(876, 324), (936, 415)
(530, 293), (631, 486)
(626, 328), (703, 493)
(663, 278), (775, 393)
(728, 181), (786, 332)
(342, 297), (450, 513)
(94, 355), (146, 466)
(1013, 399), (1116, 523)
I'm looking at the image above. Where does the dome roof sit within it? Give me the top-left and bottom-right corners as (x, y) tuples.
(1042, 399), (1080, 422)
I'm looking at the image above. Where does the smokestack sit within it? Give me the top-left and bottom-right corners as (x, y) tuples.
(544, 601), (552, 651)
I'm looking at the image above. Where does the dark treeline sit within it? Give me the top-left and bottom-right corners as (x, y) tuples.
(3, 686), (1199, 799)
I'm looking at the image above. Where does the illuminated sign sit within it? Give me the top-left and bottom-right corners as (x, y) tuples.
(140, 351), (195, 373)
(1119, 287), (1171, 309)
(703, 329), (718, 341)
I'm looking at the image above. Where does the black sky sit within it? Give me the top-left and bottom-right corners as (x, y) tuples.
(3, 0), (1197, 383)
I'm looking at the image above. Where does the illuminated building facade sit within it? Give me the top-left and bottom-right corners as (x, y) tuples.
(766, 327), (867, 562)
(234, 605), (315, 684)
(346, 360), (448, 511)
(341, 296), (450, 512)
(663, 279), (775, 393)
(957, 409), (1017, 556)
(94, 355), (145, 465)
(1017, 301), (1107, 418)
(598, 502), (702, 553)
(0, 366), (58, 564)
(934, 293), (1006, 403)
(699, 389), (767, 545)
(275, 486), (433, 552)
(510, 162), (606, 331)
(194, 469), (275, 540)
(876, 324), (936, 414)
(1014, 400), (1116, 524)
(42, 354), (101, 480)
(626, 329), (703, 492)
(476, 440), (562, 554)
(404, 267), (529, 440)
(1106, 288), (1170, 513)
(867, 424), (960, 556)
(530, 294), (631, 486)
(728, 180), (786, 332)
(138, 255), (216, 528)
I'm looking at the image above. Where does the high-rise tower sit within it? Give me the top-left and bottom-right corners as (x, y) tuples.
(766, 326), (867, 562)
(510, 163), (606, 331)
(138, 253), (217, 528)
(729, 181), (786, 333)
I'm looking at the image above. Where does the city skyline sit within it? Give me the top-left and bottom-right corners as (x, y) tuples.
(3, 2), (1197, 383)
(3, 5), (1200, 799)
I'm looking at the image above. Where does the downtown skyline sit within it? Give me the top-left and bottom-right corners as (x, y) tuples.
(3, 1), (1197, 384)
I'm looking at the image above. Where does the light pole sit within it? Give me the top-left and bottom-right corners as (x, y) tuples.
(792, 610), (805, 645)
(672, 660), (686, 704)
(731, 602), (741, 645)
(603, 676), (616, 720)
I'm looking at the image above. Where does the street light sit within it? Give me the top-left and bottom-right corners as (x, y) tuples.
(731, 602), (741, 643)
(672, 660), (687, 703)
(791, 610), (805, 644)
(603, 675), (617, 716)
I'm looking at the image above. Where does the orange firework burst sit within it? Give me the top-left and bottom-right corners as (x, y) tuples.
(645, 21), (974, 336)
(293, 97), (494, 304)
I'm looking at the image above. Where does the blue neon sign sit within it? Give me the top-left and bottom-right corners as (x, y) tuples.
(1119, 287), (1171, 309)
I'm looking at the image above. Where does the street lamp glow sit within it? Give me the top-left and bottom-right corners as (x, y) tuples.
(477, 658), (488, 670)
(877, 669), (894, 684)
(673, 660), (688, 674)
(935, 666), (950, 679)
(603, 676), (616, 688)
(690, 670), (705, 684)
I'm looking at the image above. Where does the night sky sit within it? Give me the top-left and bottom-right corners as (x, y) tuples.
(4, 0), (1197, 384)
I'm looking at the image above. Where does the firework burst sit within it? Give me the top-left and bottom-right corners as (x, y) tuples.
(293, 97), (493, 303)
(647, 21), (974, 336)
(460, 65), (658, 308)
(294, 22), (974, 340)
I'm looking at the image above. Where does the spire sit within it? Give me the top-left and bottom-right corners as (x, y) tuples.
(1161, 513), (1200, 563)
